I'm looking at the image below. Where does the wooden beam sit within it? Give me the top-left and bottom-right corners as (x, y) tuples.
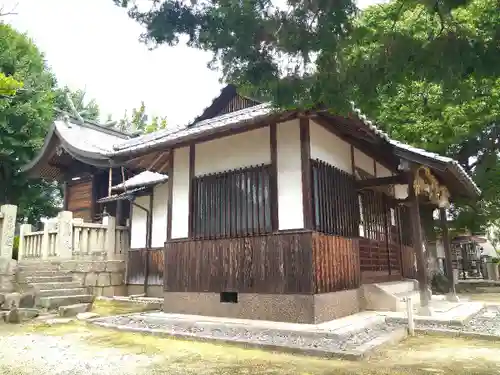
(148, 151), (165, 171)
(409, 167), (430, 311)
(187, 145), (195, 238)
(166, 150), (174, 241)
(357, 174), (408, 189)
(270, 123), (279, 231)
(300, 117), (313, 229)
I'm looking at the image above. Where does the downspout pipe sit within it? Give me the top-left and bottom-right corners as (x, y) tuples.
(127, 196), (152, 295)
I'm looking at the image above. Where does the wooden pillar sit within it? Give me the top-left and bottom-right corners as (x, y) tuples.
(409, 170), (430, 311)
(439, 207), (457, 298)
(62, 181), (69, 211)
(300, 116), (312, 229)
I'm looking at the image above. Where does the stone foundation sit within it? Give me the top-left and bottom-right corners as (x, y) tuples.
(59, 260), (126, 297)
(163, 290), (362, 323)
(0, 258), (17, 292)
(128, 284), (163, 298)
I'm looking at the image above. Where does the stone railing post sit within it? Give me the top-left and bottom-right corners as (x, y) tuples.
(40, 221), (50, 260)
(56, 211), (73, 259)
(0, 204), (17, 259)
(103, 216), (116, 260)
(18, 223), (32, 261)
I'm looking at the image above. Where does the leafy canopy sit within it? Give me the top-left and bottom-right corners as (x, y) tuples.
(0, 22), (60, 223)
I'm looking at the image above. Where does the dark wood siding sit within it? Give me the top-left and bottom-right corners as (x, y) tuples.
(126, 248), (164, 286)
(401, 245), (417, 279)
(312, 233), (361, 293)
(216, 95), (260, 117)
(67, 178), (93, 221)
(164, 231), (313, 294)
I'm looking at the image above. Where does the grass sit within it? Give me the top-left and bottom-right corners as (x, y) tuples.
(5, 320), (500, 375)
(2, 300), (500, 374)
(91, 298), (159, 317)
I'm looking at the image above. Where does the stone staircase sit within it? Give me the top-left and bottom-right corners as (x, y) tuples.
(18, 262), (94, 316)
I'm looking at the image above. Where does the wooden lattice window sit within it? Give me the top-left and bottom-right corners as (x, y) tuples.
(191, 164), (272, 239)
(311, 159), (359, 237)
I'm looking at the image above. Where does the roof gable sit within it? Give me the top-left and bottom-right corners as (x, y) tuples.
(191, 84), (262, 126)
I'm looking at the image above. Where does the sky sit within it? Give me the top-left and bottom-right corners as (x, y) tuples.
(2, 0), (380, 128)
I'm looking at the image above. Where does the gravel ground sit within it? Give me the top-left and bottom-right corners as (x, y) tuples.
(413, 306), (500, 335)
(92, 313), (400, 352)
(0, 332), (156, 375)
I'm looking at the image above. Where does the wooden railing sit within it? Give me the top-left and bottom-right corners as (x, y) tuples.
(18, 211), (130, 261)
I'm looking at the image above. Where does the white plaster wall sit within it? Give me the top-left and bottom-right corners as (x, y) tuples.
(194, 127), (271, 176)
(171, 147), (190, 239)
(354, 148), (374, 175)
(130, 194), (151, 249)
(151, 182), (169, 247)
(310, 121), (352, 173)
(376, 162), (392, 178)
(277, 119), (304, 230)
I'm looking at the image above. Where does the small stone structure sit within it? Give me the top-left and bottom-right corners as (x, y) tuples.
(59, 260), (126, 297)
(0, 204), (18, 293)
(17, 211), (129, 299)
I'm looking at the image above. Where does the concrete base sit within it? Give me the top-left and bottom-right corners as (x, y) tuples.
(128, 284), (163, 298)
(163, 290), (361, 324)
(446, 293), (460, 302)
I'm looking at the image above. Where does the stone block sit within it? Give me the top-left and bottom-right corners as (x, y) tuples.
(0, 258), (16, 275)
(96, 273), (111, 287)
(105, 285), (127, 297)
(0, 293), (4, 306)
(84, 272), (97, 286)
(2, 292), (20, 310)
(105, 260), (125, 273)
(0, 275), (14, 292)
(19, 292), (35, 308)
(59, 261), (79, 272)
(72, 273), (85, 286)
(6, 307), (39, 323)
(75, 261), (106, 273)
(59, 303), (92, 317)
(110, 272), (124, 286)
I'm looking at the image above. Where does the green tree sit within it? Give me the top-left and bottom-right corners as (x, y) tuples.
(115, 101), (167, 134)
(54, 86), (100, 121)
(113, 0), (498, 112)
(0, 23), (59, 223)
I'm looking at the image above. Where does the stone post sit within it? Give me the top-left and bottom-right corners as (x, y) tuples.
(18, 224), (32, 261)
(40, 221), (50, 260)
(0, 204), (17, 259)
(56, 211), (74, 259)
(103, 216), (116, 260)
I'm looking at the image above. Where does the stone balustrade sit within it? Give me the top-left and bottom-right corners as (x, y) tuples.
(19, 211), (130, 261)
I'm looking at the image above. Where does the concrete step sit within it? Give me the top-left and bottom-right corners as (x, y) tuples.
(30, 282), (82, 291)
(39, 295), (95, 310)
(378, 280), (416, 296)
(25, 275), (73, 284)
(18, 270), (70, 278)
(18, 263), (61, 272)
(59, 303), (92, 317)
(37, 288), (88, 298)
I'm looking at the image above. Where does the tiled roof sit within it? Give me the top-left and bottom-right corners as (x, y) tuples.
(109, 101), (480, 197)
(55, 119), (130, 156)
(112, 170), (168, 191)
(110, 103), (275, 155)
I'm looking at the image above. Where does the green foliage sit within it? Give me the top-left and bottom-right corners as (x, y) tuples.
(0, 23), (60, 224)
(12, 235), (19, 260)
(115, 101), (168, 134)
(54, 86), (100, 121)
(0, 72), (22, 96)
